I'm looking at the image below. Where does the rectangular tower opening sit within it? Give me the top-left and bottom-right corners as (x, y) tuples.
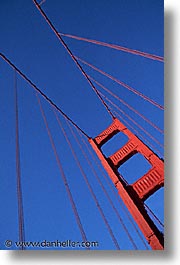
(118, 153), (152, 184)
(101, 132), (129, 157)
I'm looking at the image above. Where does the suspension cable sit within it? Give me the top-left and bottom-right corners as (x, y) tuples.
(75, 56), (164, 111)
(0, 52), (89, 138)
(53, 109), (120, 249)
(60, 32), (164, 62)
(33, 0), (114, 119)
(88, 75), (163, 134)
(14, 71), (25, 250)
(39, 0), (46, 6)
(65, 117), (138, 249)
(144, 203), (164, 229)
(36, 94), (88, 243)
(111, 109), (163, 158)
(98, 90), (164, 150)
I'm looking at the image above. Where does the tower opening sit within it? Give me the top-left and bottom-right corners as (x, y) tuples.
(118, 153), (152, 184)
(101, 132), (128, 157)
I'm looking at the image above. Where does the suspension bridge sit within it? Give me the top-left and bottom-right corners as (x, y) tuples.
(0, 0), (164, 250)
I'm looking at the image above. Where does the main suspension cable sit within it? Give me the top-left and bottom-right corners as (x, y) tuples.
(0, 52), (89, 138)
(33, 0), (114, 119)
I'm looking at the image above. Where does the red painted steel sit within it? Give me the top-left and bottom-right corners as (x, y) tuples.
(94, 118), (164, 200)
(89, 118), (164, 250)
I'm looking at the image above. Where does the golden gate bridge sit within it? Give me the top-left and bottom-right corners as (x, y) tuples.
(0, 0), (164, 250)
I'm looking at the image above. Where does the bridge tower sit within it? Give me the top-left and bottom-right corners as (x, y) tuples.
(89, 118), (164, 250)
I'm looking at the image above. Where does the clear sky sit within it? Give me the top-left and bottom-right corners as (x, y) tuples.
(0, 0), (164, 250)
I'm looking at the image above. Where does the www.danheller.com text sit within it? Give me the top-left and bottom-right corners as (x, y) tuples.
(4, 239), (99, 249)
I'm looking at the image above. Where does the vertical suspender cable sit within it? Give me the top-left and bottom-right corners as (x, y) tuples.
(14, 71), (25, 250)
(36, 94), (88, 244)
(98, 91), (164, 154)
(75, 56), (164, 111)
(88, 75), (164, 134)
(111, 109), (163, 158)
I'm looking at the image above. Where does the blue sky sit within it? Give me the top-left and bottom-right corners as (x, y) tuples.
(0, 0), (164, 250)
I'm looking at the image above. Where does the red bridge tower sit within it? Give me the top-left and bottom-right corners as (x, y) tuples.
(89, 118), (164, 250)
